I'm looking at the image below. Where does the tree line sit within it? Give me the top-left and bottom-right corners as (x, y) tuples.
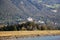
(0, 22), (60, 31)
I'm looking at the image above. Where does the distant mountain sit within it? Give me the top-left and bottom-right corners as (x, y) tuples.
(0, 0), (60, 23)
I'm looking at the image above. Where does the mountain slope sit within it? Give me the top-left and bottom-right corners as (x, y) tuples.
(0, 0), (27, 20)
(0, 0), (60, 23)
(11, 0), (60, 23)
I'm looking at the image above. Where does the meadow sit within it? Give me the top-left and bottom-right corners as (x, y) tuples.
(0, 30), (60, 37)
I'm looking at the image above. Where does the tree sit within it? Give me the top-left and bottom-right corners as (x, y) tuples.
(41, 25), (48, 30)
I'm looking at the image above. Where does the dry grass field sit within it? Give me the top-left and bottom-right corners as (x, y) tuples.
(0, 30), (60, 37)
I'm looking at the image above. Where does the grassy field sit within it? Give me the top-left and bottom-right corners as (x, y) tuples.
(0, 30), (60, 37)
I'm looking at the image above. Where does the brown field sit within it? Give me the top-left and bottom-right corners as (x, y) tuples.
(0, 30), (60, 37)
